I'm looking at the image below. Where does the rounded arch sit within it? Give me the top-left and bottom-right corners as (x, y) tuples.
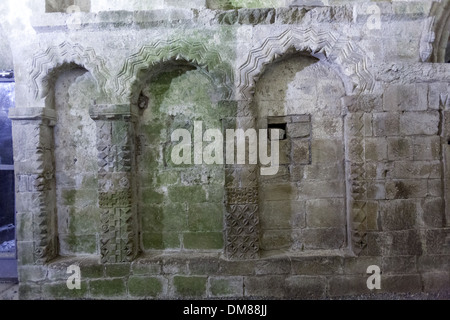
(29, 41), (110, 107)
(237, 27), (375, 100)
(115, 38), (234, 104)
(421, 0), (450, 63)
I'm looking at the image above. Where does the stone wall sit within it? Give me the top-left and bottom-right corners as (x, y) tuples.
(1, 0), (449, 299)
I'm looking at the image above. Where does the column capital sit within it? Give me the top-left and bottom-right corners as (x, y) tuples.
(9, 107), (57, 126)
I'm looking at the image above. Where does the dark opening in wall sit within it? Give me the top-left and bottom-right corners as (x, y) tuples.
(45, 0), (91, 13)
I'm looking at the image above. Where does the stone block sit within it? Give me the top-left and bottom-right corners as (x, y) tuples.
(143, 232), (181, 250)
(17, 266), (47, 283)
(219, 260), (256, 276)
(173, 276), (207, 298)
(417, 255), (450, 273)
(421, 198), (445, 228)
(311, 139), (344, 163)
(380, 200), (418, 230)
(328, 275), (372, 297)
(385, 180), (427, 199)
(104, 264), (131, 278)
(373, 112), (399, 136)
(255, 259), (291, 275)
(400, 112), (439, 136)
(382, 256), (417, 274)
(425, 229), (449, 255)
(183, 232), (223, 250)
(162, 257), (189, 275)
(42, 281), (89, 300)
(422, 272), (450, 292)
(387, 137), (413, 161)
(188, 256), (220, 275)
(168, 185), (207, 203)
(366, 182), (385, 200)
(299, 228), (346, 250)
(303, 163), (342, 180)
(188, 203), (223, 232)
(287, 122), (310, 138)
(208, 277), (244, 298)
(393, 161), (441, 179)
(343, 257), (382, 275)
(243, 276), (286, 298)
(260, 183), (297, 201)
(298, 180), (345, 199)
(383, 84), (428, 111)
(306, 199), (345, 228)
(382, 275), (422, 293)
(89, 279), (126, 298)
(260, 230), (291, 251)
(131, 259), (162, 275)
(365, 137), (387, 161)
(285, 276), (327, 299)
(292, 139), (311, 164)
(260, 200), (305, 229)
(413, 136), (441, 161)
(128, 276), (165, 298)
(291, 256), (344, 275)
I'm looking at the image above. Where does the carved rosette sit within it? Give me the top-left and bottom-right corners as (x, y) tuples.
(90, 105), (139, 263)
(9, 107), (58, 264)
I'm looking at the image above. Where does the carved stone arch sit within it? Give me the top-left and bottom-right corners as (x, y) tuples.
(237, 27), (375, 100)
(115, 39), (235, 104)
(30, 41), (110, 106)
(420, 1), (450, 63)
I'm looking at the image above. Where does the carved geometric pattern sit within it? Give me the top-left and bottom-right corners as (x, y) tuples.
(99, 191), (132, 208)
(12, 120), (58, 265)
(238, 27), (375, 100)
(100, 208), (135, 263)
(97, 145), (132, 173)
(94, 116), (138, 264)
(346, 112), (368, 256)
(225, 204), (259, 260)
(30, 41), (110, 101)
(115, 38), (234, 103)
(226, 187), (258, 205)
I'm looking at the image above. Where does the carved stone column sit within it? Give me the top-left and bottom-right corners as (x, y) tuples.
(9, 107), (58, 265)
(90, 105), (139, 263)
(224, 111), (260, 260)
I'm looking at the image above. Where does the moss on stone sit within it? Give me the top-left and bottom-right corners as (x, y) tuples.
(128, 276), (163, 297)
(173, 276), (207, 297)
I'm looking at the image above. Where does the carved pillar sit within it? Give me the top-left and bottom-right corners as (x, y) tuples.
(344, 95), (380, 256)
(224, 104), (260, 260)
(9, 107), (58, 264)
(90, 105), (139, 263)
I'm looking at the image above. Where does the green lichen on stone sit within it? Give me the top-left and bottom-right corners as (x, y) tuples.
(90, 279), (126, 297)
(128, 276), (163, 297)
(173, 276), (207, 297)
(168, 186), (207, 203)
(143, 232), (181, 250)
(42, 281), (88, 299)
(210, 279), (234, 296)
(183, 232), (224, 249)
(62, 189), (77, 206)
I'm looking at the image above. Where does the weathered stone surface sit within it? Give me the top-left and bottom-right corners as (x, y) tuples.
(4, 0), (450, 301)
(208, 276), (244, 298)
(173, 276), (207, 298)
(128, 276), (165, 298)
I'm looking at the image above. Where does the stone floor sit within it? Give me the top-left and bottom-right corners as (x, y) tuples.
(0, 282), (18, 300)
